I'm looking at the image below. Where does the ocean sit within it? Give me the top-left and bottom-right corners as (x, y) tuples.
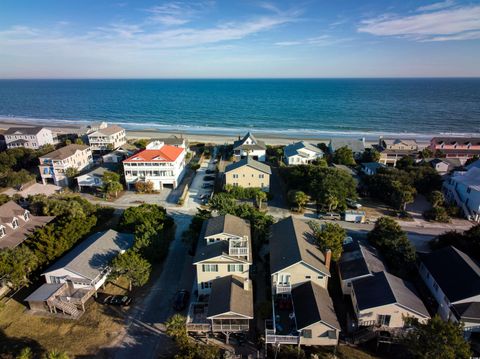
(0, 78), (479, 139)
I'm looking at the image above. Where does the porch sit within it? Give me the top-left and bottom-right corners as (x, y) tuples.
(264, 294), (300, 344)
(186, 302), (250, 333)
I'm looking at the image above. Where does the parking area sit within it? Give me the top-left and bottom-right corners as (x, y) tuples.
(184, 153), (217, 211)
(2, 183), (62, 197)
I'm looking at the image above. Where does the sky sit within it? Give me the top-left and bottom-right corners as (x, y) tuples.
(0, 0), (479, 78)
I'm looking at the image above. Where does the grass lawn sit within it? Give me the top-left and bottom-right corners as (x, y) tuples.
(0, 278), (130, 358)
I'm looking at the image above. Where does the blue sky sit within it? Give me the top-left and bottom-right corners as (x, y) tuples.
(0, 0), (479, 78)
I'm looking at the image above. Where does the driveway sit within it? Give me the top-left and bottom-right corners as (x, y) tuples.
(3, 183), (61, 197)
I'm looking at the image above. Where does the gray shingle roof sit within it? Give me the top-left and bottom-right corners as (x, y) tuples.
(24, 283), (65, 302)
(93, 125), (124, 136)
(433, 137), (480, 146)
(4, 126), (46, 135)
(225, 157), (272, 174)
(269, 217), (329, 276)
(284, 141), (323, 159)
(233, 132), (266, 151)
(40, 144), (90, 161)
(421, 246), (480, 303)
(452, 302), (480, 322)
(338, 241), (386, 280)
(329, 138), (365, 153)
(361, 162), (386, 172)
(292, 281), (340, 330)
(43, 229), (134, 281)
(207, 275), (253, 318)
(352, 272), (429, 317)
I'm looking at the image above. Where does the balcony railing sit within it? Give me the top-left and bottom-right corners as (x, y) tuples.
(186, 323), (211, 332)
(265, 329), (299, 344)
(229, 247), (248, 256)
(212, 324), (249, 332)
(275, 284), (291, 294)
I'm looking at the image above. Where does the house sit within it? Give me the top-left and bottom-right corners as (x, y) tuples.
(151, 135), (188, 149)
(87, 124), (126, 152)
(187, 215), (253, 339)
(419, 246), (480, 333)
(265, 217), (340, 347)
(76, 165), (117, 192)
(38, 144), (93, 187)
(351, 271), (429, 329)
(102, 146), (135, 163)
(377, 138), (418, 166)
(328, 138), (365, 159)
(4, 127), (56, 149)
(25, 229), (134, 318)
(361, 162), (386, 176)
(443, 166), (480, 222)
(224, 157), (271, 192)
(337, 240), (386, 295)
(430, 137), (480, 161)
(426, 158), (463, 174)
(467, 159), (480, 171)
(0, 129), (6, 150)
(122, 140), (186, 190)
(233, 132), (266, 162)
(0, 201), (54, 249)
(284, 141), (324, 165)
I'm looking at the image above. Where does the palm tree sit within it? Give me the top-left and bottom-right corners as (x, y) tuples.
(43, 350), (69, 359)
(256, 191), (268, 209)
(325, 194), (339, 212)
(17, 347), (33, 359)
(294, 191), (310, 213)
(165, 314), (188, 346)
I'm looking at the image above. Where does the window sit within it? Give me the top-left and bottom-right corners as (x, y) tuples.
(259, 174), (264, 179)
(305, 275), (311, 279)
(0, 226), (5, 238)
(202, 264), (218, 272)
(201, 281), (212, 289)
(377, 314), (391, 327)
(347, 282), (352, 287)
(228, 264), (244, 272)
(303, 329), (312, 338)
(233, 174), (239, 179)
(11, 218), (19, 229)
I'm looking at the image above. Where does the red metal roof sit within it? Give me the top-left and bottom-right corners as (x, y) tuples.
(123, 145), (184, 163)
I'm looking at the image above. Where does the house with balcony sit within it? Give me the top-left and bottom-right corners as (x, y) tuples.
(430, 137), (480, 161)
(224, 157), (271, 192)
(87, 124), (126, 152)
(419, 246), (480, 335)
(38, 144), (93, 187)
(187, 215), (254, 340)
(328, 138), (365, 159)
(4, 126), (56, 149)
(425, 158), (463, 175)
(337, 240), (386, 295)
(265, 216), (339, 347)
(284, 141), (324, 165)
(376, 138), (418, 166)
(76, 165), (117, 192)
(122, 141), (186, 191)
(0, 200), (54, 249)
(443, 166), (480, 222)
(25, 229), (133, 318)
(351, 271), (429, 330)
(233, 132), (266, 162)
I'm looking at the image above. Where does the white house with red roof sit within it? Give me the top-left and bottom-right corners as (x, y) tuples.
(122, 141), (186, 190)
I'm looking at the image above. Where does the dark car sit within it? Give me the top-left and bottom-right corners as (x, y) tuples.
(173, 290), (190, 311)
(205, 169), (215, 174)
(202, 183), (214, 189)
(203, 175), (215, 181)
(103, 295), (132, 306)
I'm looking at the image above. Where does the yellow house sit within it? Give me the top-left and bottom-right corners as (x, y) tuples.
(351, 271), (430, 329)
(224, 157), (272, 192)
(265, 217), (340, 347)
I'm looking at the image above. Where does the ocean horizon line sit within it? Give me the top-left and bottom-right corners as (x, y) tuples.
(1, 77), (480, 81)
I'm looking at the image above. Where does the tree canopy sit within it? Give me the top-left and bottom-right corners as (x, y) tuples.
(309, 221), (345, 261)
(111, 249), (151, 290)
(333, 146), (356, 166)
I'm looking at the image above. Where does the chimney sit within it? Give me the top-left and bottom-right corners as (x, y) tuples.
(243, 278), (250, 291)
(324, 249), (332, 271)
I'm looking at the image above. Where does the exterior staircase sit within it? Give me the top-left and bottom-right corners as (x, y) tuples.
(50, 298), (80, 318)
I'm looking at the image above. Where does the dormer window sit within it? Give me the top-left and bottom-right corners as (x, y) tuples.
(0, 226), (6, 238)
(12, 218), (19, 229)
(23, 210), (30, 221)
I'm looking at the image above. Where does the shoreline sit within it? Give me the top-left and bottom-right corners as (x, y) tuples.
(0, 117), (471, 146)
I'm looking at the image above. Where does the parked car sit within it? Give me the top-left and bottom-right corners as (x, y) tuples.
(318, 212), (341, 221)
(173, 289), (190, 311)
(202, 183), (214, 189)
(206, 169), (215, 174)
(203, 175), (216, 181)
(347, 198), (362, 209)
(102, 295), (132, 306)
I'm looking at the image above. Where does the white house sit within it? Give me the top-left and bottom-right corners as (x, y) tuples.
(122, 140), (186, 191)
(4, 127), (56, 149)
(443, 166), (480, 222)
(419, 246), (480, 334)
(76, 166), (116, 191)
(25, 230), (134, 318)
(87, 124), (126, 152)
(38, 145), (93, 187)
(233, 132), (266, 162)
(284, 141), (324, 165)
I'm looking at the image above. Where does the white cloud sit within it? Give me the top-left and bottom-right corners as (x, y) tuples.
(275, 35), (349, 47)
(146, 1), (214, 26)
(358, 4), (480, 41)
(417, 0), (455, 12)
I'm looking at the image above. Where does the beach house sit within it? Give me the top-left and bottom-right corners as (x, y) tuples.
(0, 201), (54, 249)
(283, 141), (324, 165)
(328, 138), (365, 159)
(87, 124), (126, 152)
(265, 217), (340, 347)
(377, 138), (418, 166)
(233, 132), (266, 162)
(443, 166), (480, 222)
(430, 137), (480, 161)
(4, 126), (56, 149)
(122, 140), (186, 191)
(38, 144), (93, 187)
(187, 215), (253, 341)
(25, 229), (134, 318)
(224, 157), (271, 192)
(419, 246), (480, 335)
